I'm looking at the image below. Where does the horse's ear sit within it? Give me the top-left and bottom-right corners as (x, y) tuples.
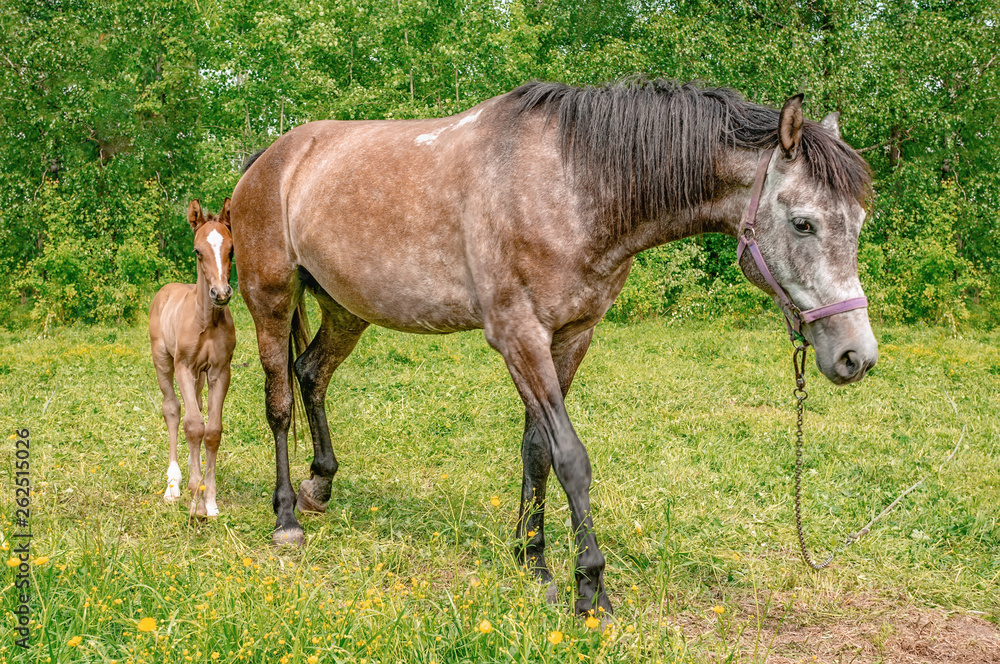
(820, 111), (841, 139)
(218, 197), (232, 230)
(779, 94), (805, 160)
(187, 199), (206, 231)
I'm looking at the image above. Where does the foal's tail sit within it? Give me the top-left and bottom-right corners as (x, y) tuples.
(288, 297), (312, 452)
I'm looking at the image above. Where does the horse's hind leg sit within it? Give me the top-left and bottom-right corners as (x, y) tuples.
(242, 283), (304, 545)
(294, 290), (369, 513)
(153, 351), (183, 502)
(517, 327), (594, 603)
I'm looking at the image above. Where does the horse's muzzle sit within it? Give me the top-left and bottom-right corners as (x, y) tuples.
(211, 285), (233, 306)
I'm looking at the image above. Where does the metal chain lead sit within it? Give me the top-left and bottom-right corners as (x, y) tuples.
(792, 343), (835, 570)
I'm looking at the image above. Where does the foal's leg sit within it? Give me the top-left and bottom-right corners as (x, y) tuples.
(486, 319), (612, 616)
(199, 366), (231, 517)
(153, 351), (183, 502)
(294, 292), (369, 513)
(517, 328), (594, 602)
(174, 364), (206, 518)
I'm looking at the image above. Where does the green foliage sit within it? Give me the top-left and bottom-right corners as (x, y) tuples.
(1, 0), (997, 327)
(8, 175), (171, 326)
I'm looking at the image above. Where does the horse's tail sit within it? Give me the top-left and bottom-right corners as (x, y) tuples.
(288, 297), (312, 452)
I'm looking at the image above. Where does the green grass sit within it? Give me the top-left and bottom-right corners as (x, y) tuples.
(1, 296), (998, 663)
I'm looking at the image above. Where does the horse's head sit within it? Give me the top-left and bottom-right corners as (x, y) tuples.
(188, 198), (234, 307)
(740, 95), (877, 385)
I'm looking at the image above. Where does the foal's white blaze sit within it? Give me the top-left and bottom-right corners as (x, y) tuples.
(207, 229), (225, 282)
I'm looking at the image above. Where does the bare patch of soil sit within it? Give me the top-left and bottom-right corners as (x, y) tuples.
(671, 594), (1000, 663)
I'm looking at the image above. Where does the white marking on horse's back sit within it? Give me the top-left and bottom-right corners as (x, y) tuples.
(454, 109), (482, 128)
(207, 230), (225, 280)
(415, 126), (449, 145)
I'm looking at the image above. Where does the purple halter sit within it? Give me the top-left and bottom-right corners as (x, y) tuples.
(736, 148), (868, 343)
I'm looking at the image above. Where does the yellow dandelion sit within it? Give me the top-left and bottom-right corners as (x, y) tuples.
(711, 605), (725, 614)
(585, 615), (601, 629)
(280, 657), (289, 664)
(477, 619), (493, 634)
(211, 653), (220, 660)
(6, 558), (19, 568)
(242, 558), (252, 567)
(370, 506), (379, 512)
(490, 496), (500, 507)
(432, 532), (440, 538)
(547, 630), (564, 645)
(33, 556), (50, 566)
(136, 617), (157, 632)
(67, 636), (82, 647)
(441, 473), (448, 480)
(625, 624), (635, 633)
(527, 530), (536, 537)
(312, 637), (320, 645)
(307, 656), (319, 664)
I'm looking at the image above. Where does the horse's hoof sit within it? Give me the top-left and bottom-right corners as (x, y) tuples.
(544, 581), (559, 605)
(296, 479), (329, 514)
(164, 487), (180, 503)
(272, 527), (305, 548)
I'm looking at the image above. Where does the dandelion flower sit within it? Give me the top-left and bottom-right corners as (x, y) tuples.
(490, 496), (500, 507)
(585, 616), (601, 629)
(308, 656), (319, 664)
(136, 617), (157, 632)
(711, 605), (725, 614)
(33, 556), (49, 566)
(370, 506), (379, 512)
(242, 558), (252, 567)
(547, 630), (564, 645)
(6, 558), (19, 568)
(211, 653), (220, 660)
(477, 620), (493, 634)
(67, 636), (82, 647)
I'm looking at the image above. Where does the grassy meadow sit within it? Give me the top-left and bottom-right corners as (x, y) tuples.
(1, 296), (998, 663)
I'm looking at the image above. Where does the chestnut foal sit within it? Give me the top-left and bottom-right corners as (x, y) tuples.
(149, 199), (236, 518)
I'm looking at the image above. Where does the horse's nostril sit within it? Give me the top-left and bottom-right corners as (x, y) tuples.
(837, 350), (861, 378)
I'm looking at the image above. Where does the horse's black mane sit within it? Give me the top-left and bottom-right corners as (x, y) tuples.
(509, 79), (872, 227)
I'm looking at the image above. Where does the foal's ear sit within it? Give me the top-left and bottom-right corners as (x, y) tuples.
(218, 197), (232, 230)
(819, 111), (841, 139)
(187, 199), (206, 231)
(778, 93), (805, 160)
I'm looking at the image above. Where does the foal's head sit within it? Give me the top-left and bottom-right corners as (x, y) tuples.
(743, 96), (877, 384)
(188, 198), (234, 307)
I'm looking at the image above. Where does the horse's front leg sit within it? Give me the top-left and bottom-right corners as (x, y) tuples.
(174, 365), (206, 519)
(200, 366), (231, 518)
(487, 320), (612, 617)
(517, 328), (595, 604)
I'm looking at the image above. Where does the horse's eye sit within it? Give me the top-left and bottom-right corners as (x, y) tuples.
(792, 218), (813, 233)
(194, 248), (202, 257)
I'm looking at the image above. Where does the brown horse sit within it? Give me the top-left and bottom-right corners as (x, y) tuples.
(231, 80), (877, 615)
(150, 199), (236, 519)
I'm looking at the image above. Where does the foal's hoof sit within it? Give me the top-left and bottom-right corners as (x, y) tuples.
(272, 527), (305, 548)
(164, 485), (180, 502)
(296, 479), (329, 514)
